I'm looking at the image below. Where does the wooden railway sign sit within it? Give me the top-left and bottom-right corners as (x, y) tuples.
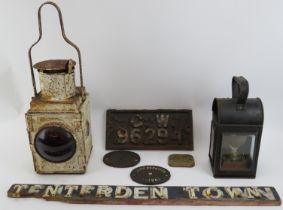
(106, 109), (193, 150)
(8, 184), (281, 206)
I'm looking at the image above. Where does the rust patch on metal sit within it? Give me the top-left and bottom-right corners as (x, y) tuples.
(34, 59), (76, 73)
(106, 109), (193, 150)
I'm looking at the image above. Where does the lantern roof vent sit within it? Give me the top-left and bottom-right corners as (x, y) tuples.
(34, 59), (76, 73)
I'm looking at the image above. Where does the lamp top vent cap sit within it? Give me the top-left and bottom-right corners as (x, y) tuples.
(33, 59), (76, 73)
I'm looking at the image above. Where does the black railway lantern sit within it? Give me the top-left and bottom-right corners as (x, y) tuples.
(209, 76), (264, 178)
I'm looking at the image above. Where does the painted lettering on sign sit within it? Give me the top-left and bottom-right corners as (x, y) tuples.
(8, 184), (281, 206)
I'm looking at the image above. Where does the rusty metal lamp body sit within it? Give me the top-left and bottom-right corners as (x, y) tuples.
(25, 2), (92, 174)
(209, 76), (263, 178)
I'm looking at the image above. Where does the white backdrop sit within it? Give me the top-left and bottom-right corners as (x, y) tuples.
(0, 0), (283, 209)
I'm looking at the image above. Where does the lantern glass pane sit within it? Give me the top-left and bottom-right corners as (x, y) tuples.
(209, 126), (215, 160)
(220, 133), (256, 171)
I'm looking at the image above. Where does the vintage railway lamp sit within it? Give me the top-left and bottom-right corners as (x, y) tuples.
(209, 76), (263, 178)
(25, 2), (92, 174)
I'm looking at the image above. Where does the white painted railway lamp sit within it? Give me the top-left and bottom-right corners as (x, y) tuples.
(25, 2), (92, 174)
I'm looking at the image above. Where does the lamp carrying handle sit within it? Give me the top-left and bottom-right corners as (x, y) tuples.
(28, 1), (84, 97)
(232, 76), (249, 105)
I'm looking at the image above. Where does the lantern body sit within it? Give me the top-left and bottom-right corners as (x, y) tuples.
(209, 77), (263, 178)
(25, 60), (92, 174)
(25, 2), (93, 174)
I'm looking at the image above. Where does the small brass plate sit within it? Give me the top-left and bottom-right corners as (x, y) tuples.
(168, 154), (195, 167)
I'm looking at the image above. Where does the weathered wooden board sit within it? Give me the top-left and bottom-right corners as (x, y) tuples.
(106, 109), (193, 150)
(8, 184), (281, 206)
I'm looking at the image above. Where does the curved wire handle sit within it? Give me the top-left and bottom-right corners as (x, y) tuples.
(28, 1), (84, 97)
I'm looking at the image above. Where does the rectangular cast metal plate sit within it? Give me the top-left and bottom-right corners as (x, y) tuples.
(8, 184), (281, 206)
(106, 109), (193, 150)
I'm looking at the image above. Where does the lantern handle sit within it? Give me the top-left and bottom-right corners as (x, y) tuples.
(28, 1), (84, 98)
(232, 76), (249, 105)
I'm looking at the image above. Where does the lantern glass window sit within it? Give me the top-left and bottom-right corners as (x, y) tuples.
(220, 133), (256, 171)
(209, 126), (215, 161)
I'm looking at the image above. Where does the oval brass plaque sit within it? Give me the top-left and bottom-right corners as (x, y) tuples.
(103, 151), (140, 168)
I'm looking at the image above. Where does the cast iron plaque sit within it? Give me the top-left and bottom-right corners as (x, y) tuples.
(106, 109), (193, 150)
(103, 151), (140, 168)
(130, 165), (171, 185)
